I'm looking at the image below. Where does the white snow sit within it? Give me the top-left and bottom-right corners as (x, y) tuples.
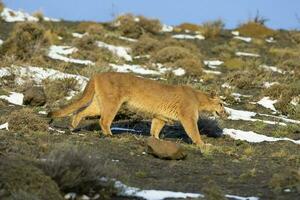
(43, 16), (60, 22)
(172, 34), (205, 40)
(161, 24), (174, 32)
(48, 45), (95, 65)
(204, 60), (224, 69)
(221, 82), (232, 89)
(260, 64), (285, 74)
(266, 37), (276, 43)
(259, 113), (300, 124)
(1, 8), (38, 22)
(223, 128), (300, 144)
(96, 41), (132, 61)
(231, 93), (252, 101)
(72, 32), (88, 38)
(111, 127), (140, 133)
(0, 39), (3, 46)
(0, 122), (9, 131)
(109, 63), (185, 76)
(225, 194), (259, 200)
(234, 36), (252, 43)
(263, 82), (279, 88)
(134, 55), (151, 59)
(115, 181), (204, 200)
(236, 52), (260, 57)
(225, 107), (286, 126)
(290, 96), (299, 106)
(48, 127), (65, 134)
(257, 97), (277, 112)
(203, 70), (222, 75)
(0, 92), (24, 105)
(0, 65), (88, 92)
(118, 36), (138, 42)
(231, 31), (239, 36)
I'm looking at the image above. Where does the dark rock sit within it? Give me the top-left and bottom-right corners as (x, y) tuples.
(146, 137), (187, 160)
(23, 86), (46, 106)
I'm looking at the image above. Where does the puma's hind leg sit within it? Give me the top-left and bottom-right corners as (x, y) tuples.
(71, 97), (100, 129)
(150, 118), (166, 139)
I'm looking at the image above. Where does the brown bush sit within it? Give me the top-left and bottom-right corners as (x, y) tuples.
(43, 78), (79, 103)
(162, 38), (199, 52)
(176, 23), (201, 32)
(200, 19), (224, 39)
(152, 46), (198, 64)
(116, 14), (162, 38)
(0, 0), (4, 13)
(77, 22), (106, 35)
(237, 22), (275, 38)
(33, 11), (44, 21)
(0, 22), (51, 60)
(39, 145), (116, 195)
(5, 108), (49, 133)
(132, 35), (161, 55)
(73, 35), (98, 50)
(174, 58), (203, 74)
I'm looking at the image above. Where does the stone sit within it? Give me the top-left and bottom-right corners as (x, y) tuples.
(146, 137), (187, 160)
(23, 86), (46, 106)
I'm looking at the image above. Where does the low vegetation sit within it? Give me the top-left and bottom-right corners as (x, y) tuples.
(237, 21), (275, 38)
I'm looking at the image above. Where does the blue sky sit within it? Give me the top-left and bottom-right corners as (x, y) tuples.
(3, 0), (300, 29)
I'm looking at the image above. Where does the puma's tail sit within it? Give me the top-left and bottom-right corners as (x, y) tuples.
(48, 77), (95, 118)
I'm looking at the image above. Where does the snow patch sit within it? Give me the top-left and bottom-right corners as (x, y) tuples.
(109, 63), (185, 76)
(96, 41), (132, 61)
(223, 128), (300, 144)
(257, 97), (277, 112)
(231, 31), (239, 36)
(236, 52), (260, 57)
(260, 64), (285, 74)
(161, 24), (174, 32)
(115, 181), (204, 200)
(204, 60), (224, 69)
(221, 83), (232, 89)
(0, 92), (24, 105)
(48, 45), (95, 65)
(172, 34), (205, 40)
(118, 36), (138, 42)
(1, 8), (38, 22)
(0, 122), (9, 131)
(266, 37), (276, 43)
(203, 70), (222, 75)
(0, 66), (88, 92)
(263, 82), (279, 88)
(234, 36), (252, 42)
(225, 194), (259, 200)
(0, 39), (3, 46)
(72, 32), (88, 38)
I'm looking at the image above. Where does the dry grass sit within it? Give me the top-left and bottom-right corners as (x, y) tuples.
(237, 22), (275, 38)
(77, 22), (106, 36)
(39, 145), (115, 194)
(115, 14), (161, 38)
(223, 58), (245, 70)
(269, 169), (300, 193)
(174, 58), (203, 74)
(176, 22), (201, 32)
(43, 78), (79, 104)
(153, 46), (198, 63)
(0, 0), (4, 13)
(0, 22), (51, 61)
(132, 34), (160, 55)
(33, 11), (44, 21)
(4, 108), (49, 133)
(200, 19), (224, 39)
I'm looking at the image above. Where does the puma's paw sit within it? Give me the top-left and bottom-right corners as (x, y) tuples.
(196, 142), (213, 149)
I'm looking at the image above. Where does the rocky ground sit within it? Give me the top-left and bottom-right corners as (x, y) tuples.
(0, 3), (299, 200)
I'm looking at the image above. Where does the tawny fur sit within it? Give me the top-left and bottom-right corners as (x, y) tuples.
(49, 72), (227, 145)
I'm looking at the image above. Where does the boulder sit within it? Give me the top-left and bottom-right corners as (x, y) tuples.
(23, 87), (46, 106)
(146, 137), (187, 160)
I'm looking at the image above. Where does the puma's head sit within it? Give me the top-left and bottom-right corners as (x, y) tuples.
(210, 96), (228, 119)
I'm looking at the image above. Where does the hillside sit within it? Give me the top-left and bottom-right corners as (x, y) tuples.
(0, 5), (299, 200)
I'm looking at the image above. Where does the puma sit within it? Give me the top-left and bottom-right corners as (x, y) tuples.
(48, 72), (227, 145)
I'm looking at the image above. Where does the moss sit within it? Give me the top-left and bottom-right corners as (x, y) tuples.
(0, 156), (63, 200)
(237, 22), (275, 38)
(5, 108), (49, 134)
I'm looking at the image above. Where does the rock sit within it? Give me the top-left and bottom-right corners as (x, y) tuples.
(23, 86), (46, 106)
(146, 137), (187, 160)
